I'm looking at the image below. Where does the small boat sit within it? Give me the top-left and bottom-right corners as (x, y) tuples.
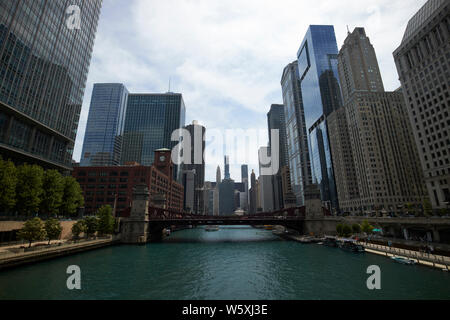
(165, 228), (171, 236)
(298, 236), (314, 244)
(205, 225), (219, 232)
(264, 225), (274, 230)
(323, 236), (339, 248)
(391, 256), (417, 265)
(317, 242), (324, 245)
(339, 239), (365, 253)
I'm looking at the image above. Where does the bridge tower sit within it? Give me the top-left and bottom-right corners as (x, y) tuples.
(305, 184), (324, 219)
(121, 184), (150, 244)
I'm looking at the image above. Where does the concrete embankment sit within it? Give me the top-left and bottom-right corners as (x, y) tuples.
(0, 237), (119, 270)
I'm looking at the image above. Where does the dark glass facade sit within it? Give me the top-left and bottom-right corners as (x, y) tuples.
(0, 0), (102, 170)
(297, 25), (342, 210)
(281, 61), (312, 206)
(267, 104), (288, 169)
(81, 83), (129, 166)
(121, 93), (186, 180)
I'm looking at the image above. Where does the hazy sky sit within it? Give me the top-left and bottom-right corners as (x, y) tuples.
(73, 0), (427, 181)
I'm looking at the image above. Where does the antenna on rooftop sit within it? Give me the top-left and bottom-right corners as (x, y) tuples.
(168, 77), (171, 93)
(347, 25), (350, 34)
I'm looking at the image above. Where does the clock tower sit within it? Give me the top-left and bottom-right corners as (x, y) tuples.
(154, 148), (173, 178)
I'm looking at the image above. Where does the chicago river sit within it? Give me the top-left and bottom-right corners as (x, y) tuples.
(0, 226), (449, 300)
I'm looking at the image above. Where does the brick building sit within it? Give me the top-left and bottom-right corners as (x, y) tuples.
(73, 149), (184, 216)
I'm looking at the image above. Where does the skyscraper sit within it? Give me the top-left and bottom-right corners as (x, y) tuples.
(338, 28), (385, 101)
(213, 166), (221, 215)
(267, 104), (288, 210)
(0, 1), (103, 171)
(258, 147), (275, 212)
(224, 155), (230, 179)
(180, 120), (206, 214)
(219, 177), (235, 216)
(241, 164), (249, 211)
(297, 25), (342, 210)
(393, 0), (450, 209)
(81, 83), (129, 166)
(267, 104), (288, 169)
(121, 93), (186, 180)
(249, 169), (257, 214)
(329, 27), (427, 215)
(281, 61), (312, 206)
(241, 165), (249, 183)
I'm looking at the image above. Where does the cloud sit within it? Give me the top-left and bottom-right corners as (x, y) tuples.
(74, 0), (428, 181)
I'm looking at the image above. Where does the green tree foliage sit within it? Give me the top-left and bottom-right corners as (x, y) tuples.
(16, 164), (44, 216)
(17, 217), (47, 247)
(72, 220), (86, 240)
(352, 224), (361, 234)
(83, 216), (99, 238)
(0, 157), (18, 212)
(45, 218), (62, 244)
(61, 176), (84, 217)
(423, 199), (432, 217)
(342, 225), (352, 238)
(361, 220), (374, 234)
(97, 205), (115, 236)
(336, 224), (344, 237)
(40, 170), (64, 217)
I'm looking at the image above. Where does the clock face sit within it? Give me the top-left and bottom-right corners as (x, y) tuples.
(159, 156), (166, 162)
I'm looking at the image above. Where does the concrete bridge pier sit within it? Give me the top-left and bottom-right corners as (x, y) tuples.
(121, 185), (151, 244)
(433, 227), (441, 243)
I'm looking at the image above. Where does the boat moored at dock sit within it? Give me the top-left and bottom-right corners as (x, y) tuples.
(391, 256), (417, 265)
(323, 236), (339, 248)
(338, 239), (365, 253)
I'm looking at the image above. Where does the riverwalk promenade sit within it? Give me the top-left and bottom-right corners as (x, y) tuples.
(281, 232), (450, 271)
(0, 236), (119, 270)
(357, 241), (450, 271)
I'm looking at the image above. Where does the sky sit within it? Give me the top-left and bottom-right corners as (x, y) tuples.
(73, 0), (428, 182)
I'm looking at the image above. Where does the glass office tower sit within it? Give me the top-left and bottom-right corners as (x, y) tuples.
(281, 61), (312, 206)
(121, 93), (186, 179)
(81, 84), (129, 166)
(297, 25), (342, 210)
(0, 0), (102, 170)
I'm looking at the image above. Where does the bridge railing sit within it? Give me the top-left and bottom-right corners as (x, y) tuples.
(148, 206), (307, 220)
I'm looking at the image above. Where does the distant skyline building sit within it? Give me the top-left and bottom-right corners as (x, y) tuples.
(181, 169), (195, 213)
(267, 104), (289, 169)
(180, 121), (205, 214)
(393, 0), (450, 209)
(249, 169), (257, 214)
(297, 25), (342, 210)
(224, 155), (231, 179)
(219, 177), (235, 216)
(81, 84), (129, 167)
(268, 104), (289, 210)
(0, 1), (103, 171)
(258, 147), (275, 212)
(121, 93), (186, 180)
(213, 166), (221, 216)
(281, 61), (312, 206)
(241, 164), (249, 211)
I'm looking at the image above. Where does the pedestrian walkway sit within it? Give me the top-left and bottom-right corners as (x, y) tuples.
(358, 241), (450, 271)
(0, 236), (119, 270)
